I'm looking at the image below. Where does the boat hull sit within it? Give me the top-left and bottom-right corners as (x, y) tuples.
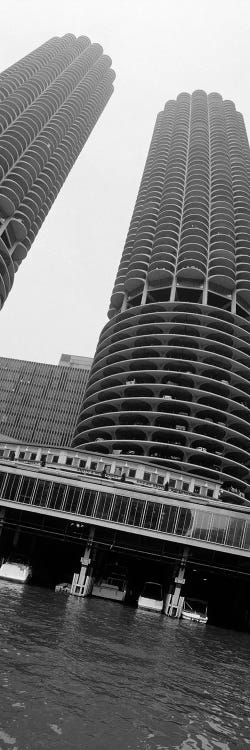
(137, 596), (163, 612)
(0, 562), (31, 583)
(92, 583), (126, 602)
(182, 611), (208, 624)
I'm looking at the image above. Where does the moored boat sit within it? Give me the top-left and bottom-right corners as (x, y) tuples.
(138, 582), (163, 612)
(92, 565), (128, 602)
(0, 558), (32, 583)
(182, 598), (208, 624)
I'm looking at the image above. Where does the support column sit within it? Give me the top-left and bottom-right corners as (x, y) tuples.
(71, 526), (95, 597)
(231, 288), (236, 315)
(121, 293), (127, 312)
(0, 508), (5, 539)
(163, 547), (188, 618)
(170, 277), (177, 302)
(141, 280), (148, 306)
(202, 279), (208, 306)
(13, 526), (21, 547)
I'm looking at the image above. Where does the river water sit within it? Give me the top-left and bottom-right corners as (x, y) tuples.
(0, 582), (249, 750)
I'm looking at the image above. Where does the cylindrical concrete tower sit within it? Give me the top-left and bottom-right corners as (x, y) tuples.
(74, 91), (250, 503)
(0, 34), (115, 307)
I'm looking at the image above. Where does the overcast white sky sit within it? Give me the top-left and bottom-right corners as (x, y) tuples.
(0, 0), (249, 364)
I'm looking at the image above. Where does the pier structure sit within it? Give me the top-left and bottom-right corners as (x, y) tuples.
(0, 440), (249, 626)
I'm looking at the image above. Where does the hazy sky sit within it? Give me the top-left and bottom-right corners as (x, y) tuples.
(0, 0), (249, 364)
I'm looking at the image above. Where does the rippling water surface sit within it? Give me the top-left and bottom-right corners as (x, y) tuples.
(0, 582), (249, 749)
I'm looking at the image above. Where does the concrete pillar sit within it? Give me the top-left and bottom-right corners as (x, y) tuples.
(231, 289), (236, 315)
(141, 280), (148, 306)
(121, 294), (127, 312)
(202, 279), (208, 306)
(71, 526), (95, 597)
(0, 508), (5, 539)
(170, 277), (177, 303)
(163, 547), (188, 618)
(13, 526), (21, 547)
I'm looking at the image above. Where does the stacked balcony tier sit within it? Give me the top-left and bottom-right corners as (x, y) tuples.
(0, 34), (115, 308)
(108, 91), (250, 318)
(73, 302), (250, 503)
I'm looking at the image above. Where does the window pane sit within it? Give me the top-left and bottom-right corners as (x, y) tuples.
(4, 473), (21, 501)
(64, 486), (82, 513)
(94, 492), (113, 520)
(175, 507), (194, 536)
(49, 483), (67, 510)
(159, 505), (178, 534)
(78, 489), (97, 516)
(127, 499), (145, 527)
(209, 515), (229, 545)
(225, 518), (245, 548)
(192, 511), (212, 541)
(0, 472), (7, 495)
(111, 496), (129, 524)
(243, 521), (250, 550)
(33, 480), (51, 507)
(143, 502), (161, 530)
(18, 476), (36, 504)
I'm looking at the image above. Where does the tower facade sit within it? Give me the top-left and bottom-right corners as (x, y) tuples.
(73, 91), (250, 503)
(0, 34), (115, 307)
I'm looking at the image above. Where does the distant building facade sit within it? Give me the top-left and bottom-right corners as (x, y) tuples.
(0, 355), (91, 447)
(0, 34), (115, 308)
(59, 354), (93, 370)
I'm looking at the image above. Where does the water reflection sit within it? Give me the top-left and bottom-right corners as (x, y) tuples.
(0, 584), (249, 749)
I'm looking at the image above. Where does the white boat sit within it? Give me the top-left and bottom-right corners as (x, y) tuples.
(0, 559), (32, 583)
(182, 598), (208, 624)
(138, 582), (163, 613)
(92, 566), (128, 603)
(55, 582), (71, 594)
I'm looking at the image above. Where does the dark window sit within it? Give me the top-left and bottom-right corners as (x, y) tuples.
(159, 505), (178, 534)
(143, 502), (161, 530)
(33, 480), (51, 507)
(207, 488), (214, 498)
(194, 485), (200, 494)
(169, 478), (176, 488)
(64, 486), (82, 513)
(4, 473), (21, 501)
(192, 510), (212, 541)
(0, 450), (4, 457)
(9, 451), (15, 461)
(49, 483), (67, 510)
(66, 457), (73, 466)
(18, 477), (36, 504)
(209, 515), (229, 545)
(90, 462), (97, 471)
(79, 460), (86, 469)
(143, 472), (151, 482)
(41, 454), (47, 466)
(52, 455), (59, 464)
(157, 476), (164, 486)
(243, 522), (250, 550)
(94, 492), (113, 520)
(128, 469), (136, 478)
(19, 452), (25, 460)
(0, 472), (7, 494)
(182, 482), (189, 493)
(225, 518), (245, 548)
(78, 489), (97, 516)
(111, 495), (129, 524)
(127, 499), (145, 527)
(30, 453), (37, 461)
(175, 507), (193, 536)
